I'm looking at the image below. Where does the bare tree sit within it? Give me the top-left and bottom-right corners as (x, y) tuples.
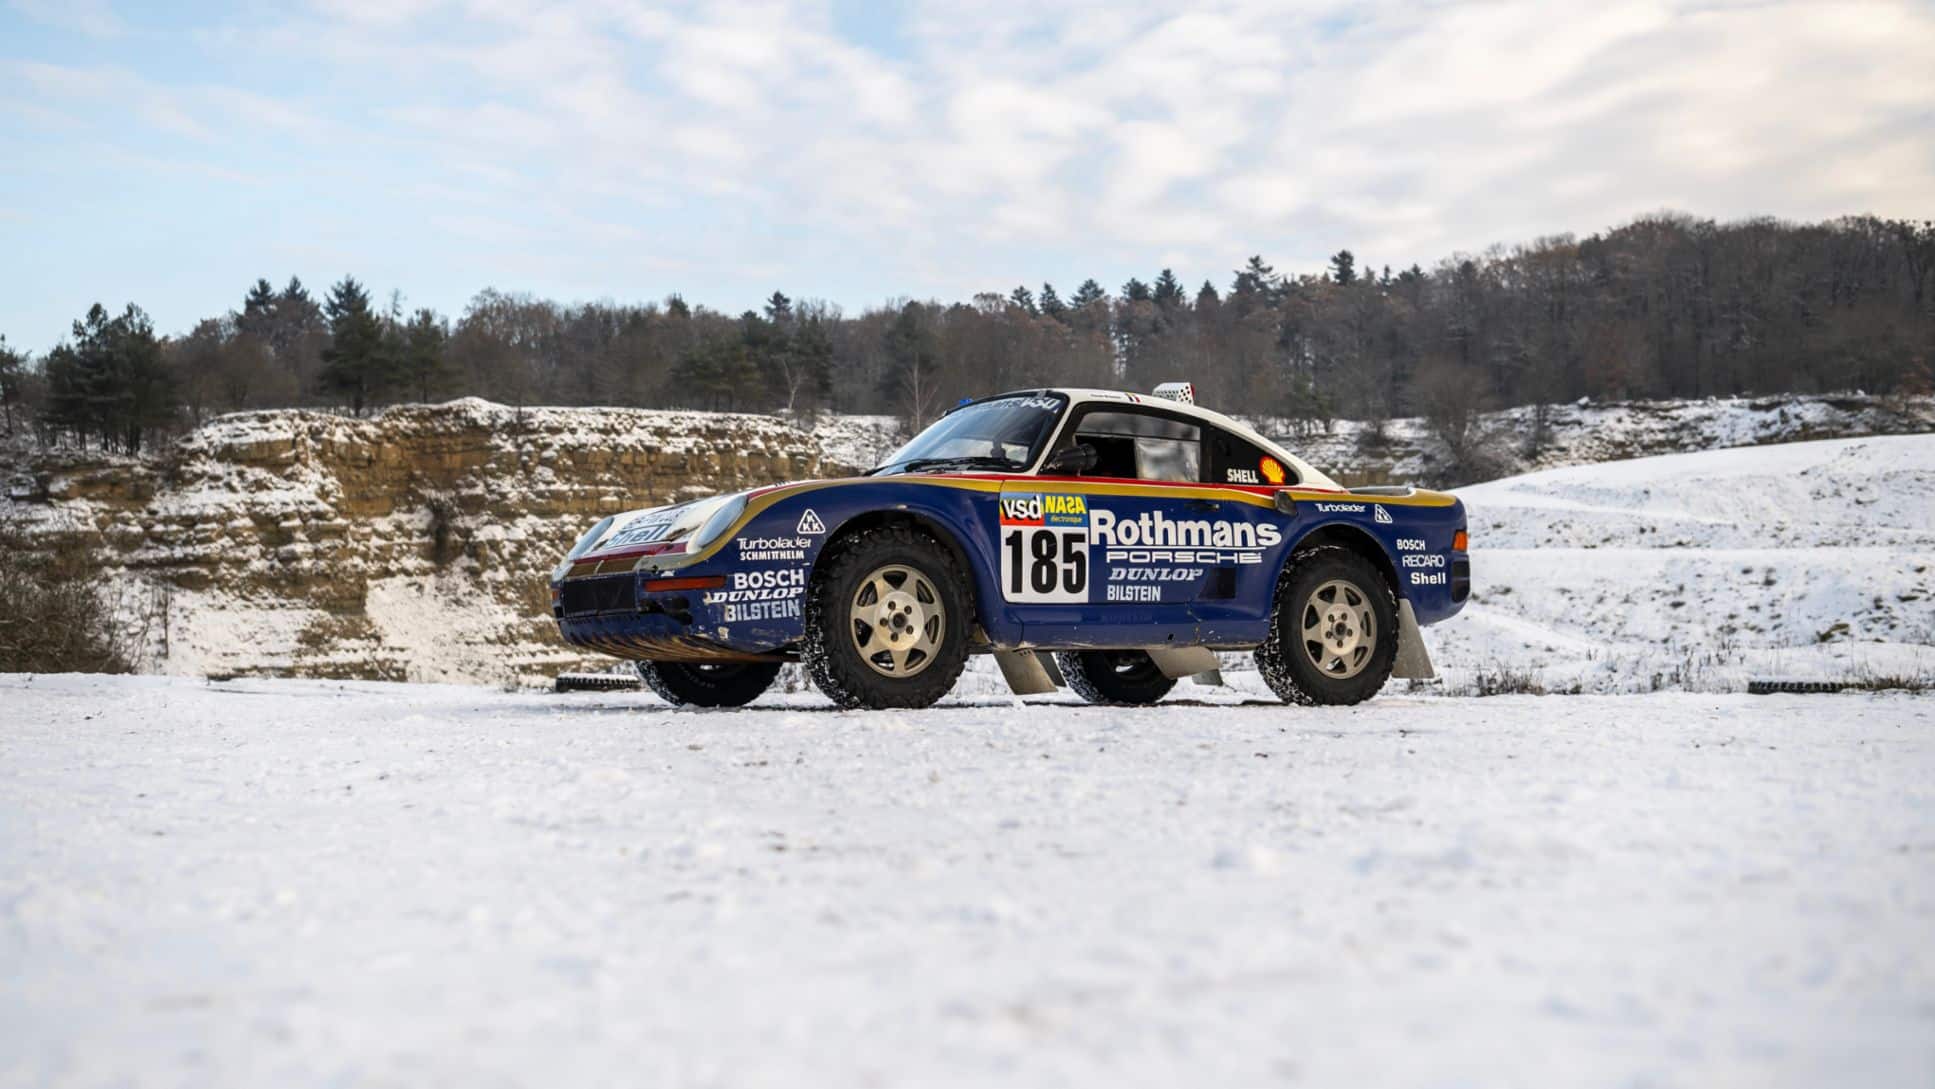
(1413, 357), (1510, 484)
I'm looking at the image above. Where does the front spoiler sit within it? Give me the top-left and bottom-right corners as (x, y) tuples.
(557, 612), (786, 663)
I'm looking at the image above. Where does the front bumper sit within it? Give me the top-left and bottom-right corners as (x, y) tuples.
(556, 609), (780, 662)
(552, 569), (796, 662)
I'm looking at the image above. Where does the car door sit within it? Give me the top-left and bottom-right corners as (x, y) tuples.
(1191, 424), (1299, 644)
(998, 404), (1209, 647)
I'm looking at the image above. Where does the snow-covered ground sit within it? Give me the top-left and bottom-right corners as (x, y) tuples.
(3, 674), (1930, 1087)
(1436, 434), (1935, 693)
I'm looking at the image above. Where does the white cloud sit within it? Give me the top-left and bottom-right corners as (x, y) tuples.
(12, 0), (1935, 317)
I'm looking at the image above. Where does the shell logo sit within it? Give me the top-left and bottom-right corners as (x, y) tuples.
(1258, 456), (1287, 485)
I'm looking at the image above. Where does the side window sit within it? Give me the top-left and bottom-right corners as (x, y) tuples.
(1067, 409), (1202, 482)
(1207, 428), (1298, 486)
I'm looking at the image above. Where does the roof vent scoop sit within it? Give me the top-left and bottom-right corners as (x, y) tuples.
(1151, 381), (1195, 405)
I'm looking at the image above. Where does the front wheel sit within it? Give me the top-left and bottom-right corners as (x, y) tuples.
(1055, 650), (1177, 705)
(802, 525), (970, 709)
(1254, 545), (1397, 706)
(637, 659), (783, 708)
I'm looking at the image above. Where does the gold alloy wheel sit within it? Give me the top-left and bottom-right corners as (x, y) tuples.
(848, 563), (946, 678)
(1300, 577), (1378, 679)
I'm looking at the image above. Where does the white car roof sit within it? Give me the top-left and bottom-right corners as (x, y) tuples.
(1045, 387), (1344, 490)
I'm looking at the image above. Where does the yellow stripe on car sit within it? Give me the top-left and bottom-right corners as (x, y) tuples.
(568, 475), (1457, 578)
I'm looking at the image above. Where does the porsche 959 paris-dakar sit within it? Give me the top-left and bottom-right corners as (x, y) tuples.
(548, 383), (1470, 709)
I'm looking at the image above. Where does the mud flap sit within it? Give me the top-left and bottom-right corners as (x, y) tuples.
(1393, 599), (1436, 680)
(993, 648), (1059, 695)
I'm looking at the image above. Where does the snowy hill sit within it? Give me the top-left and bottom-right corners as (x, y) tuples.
(1433, 434), (1935, 692)
(1277, 392), (1935, 487)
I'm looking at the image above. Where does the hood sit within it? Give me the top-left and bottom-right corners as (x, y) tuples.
(553, 490), (752, 580)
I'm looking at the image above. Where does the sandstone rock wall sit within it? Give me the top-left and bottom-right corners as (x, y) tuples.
(5, 399), (833, 684)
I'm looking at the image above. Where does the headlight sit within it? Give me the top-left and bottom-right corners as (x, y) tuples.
(566, 516), (616, 560)
(687, 493), (749, 554)
(552, 514), (616, 581)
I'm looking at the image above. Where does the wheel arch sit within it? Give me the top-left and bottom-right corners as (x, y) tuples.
(810, 508), (986, 627)
(1285, 522), (1402, 598)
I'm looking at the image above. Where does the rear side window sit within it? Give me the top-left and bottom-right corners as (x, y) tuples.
(1207, 427), (1297, 486)
(1067, 409), (1201, 482)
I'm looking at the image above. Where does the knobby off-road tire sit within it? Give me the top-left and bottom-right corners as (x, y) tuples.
(1055, 650), (1177, 705)
(802, 524), (971, 709)
(1254, 544), (1398, 706)
(636, 660), (783, 708)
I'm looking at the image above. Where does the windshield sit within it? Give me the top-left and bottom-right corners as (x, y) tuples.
(873, 393), (1067, 474)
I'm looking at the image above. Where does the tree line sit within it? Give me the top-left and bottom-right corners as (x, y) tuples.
(3, 211), (1930, 456)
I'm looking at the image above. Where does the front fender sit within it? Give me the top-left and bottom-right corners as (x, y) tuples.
(632, 476), (1008, 654)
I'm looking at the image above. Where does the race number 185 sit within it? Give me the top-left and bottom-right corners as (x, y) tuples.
(1001, 526), (1088, 603)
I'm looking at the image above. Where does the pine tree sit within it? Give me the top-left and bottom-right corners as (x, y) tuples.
(740, 308), (790, 412)
(399, 309), (449, 402)
(786, 316), (834, 414)
(240, 279), (277, 343)
(1009, 285), (1037, 314)
(1071, 279), (1107, 308)
(276, 278), (320, 352)
(1329, 249), (1358, 285)
(319, 277), (391, 414)
(0, 336), (27, 436)
(666, 294), (691, 319)
(1039, 283), (1067, 320)
(1232, 256), (1277, 300)
(1152, 269), (1185, 310)
(882, 303), (942, 432)
(43, 304), (176, 453)
(764, 291), (793, 327)
(671, 334), (752, 410)
(1121, 278), (1152, 302)
(1196, 280), (1220, 307)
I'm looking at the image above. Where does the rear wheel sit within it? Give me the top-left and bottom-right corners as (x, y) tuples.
(803, 525), (970, 709)
(1254, 545), (1397, 706)
(636, 659), (782, 708)
(1055, 650), (1177, 705)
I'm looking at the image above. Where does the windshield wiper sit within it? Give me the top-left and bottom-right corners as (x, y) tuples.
(872, 455), (1024, 476)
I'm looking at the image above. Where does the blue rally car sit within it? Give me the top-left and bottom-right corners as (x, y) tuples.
(550, 384), (1469, 709)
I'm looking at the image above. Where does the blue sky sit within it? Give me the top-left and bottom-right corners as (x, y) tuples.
(3, 0), (1932, 353)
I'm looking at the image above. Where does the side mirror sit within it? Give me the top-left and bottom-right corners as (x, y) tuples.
(1043, 443), (1098, 475)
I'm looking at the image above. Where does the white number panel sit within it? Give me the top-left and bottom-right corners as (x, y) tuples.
(997, 493), (1090, 604)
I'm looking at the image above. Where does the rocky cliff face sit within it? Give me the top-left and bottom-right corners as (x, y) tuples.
(5, 400), (834, 684)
